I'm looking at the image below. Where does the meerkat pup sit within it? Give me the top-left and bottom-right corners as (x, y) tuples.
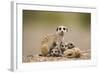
(48, 46), (62, 57)
(60, 41), (68, 54)
(63, 42), (82, 58)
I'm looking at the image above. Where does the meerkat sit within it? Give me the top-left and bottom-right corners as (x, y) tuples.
(63, 42), (82, 58)
(40, 25), (68, 56)
(60, 41), (68, 54)
(66, 42), (75, 49)
(49, 26), (68, 54)
(48, 46), (62, 57)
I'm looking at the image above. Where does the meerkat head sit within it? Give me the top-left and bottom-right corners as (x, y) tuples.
(60, 42), (67, 53)
(56, 25), (68, 36)
(50, 46), (61, 57)
(67, 42), (75, 49)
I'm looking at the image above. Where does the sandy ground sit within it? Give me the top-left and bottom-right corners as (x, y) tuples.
(23, 50), (90, 63)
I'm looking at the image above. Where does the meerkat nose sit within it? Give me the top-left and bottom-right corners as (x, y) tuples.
(61, 31), (63, 33)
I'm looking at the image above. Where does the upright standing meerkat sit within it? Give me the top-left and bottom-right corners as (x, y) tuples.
(39, 25), (68, 56)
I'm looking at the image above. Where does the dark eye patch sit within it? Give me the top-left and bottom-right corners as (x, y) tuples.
(61, 45), (64, 47)
(59, 28), (61, 30)
(70, 44), (73, 46)
(51, 51), (53, 53)
(63, 28), (66, 30)
(55, 51), (58, 53)
(58, 50), (60, 53)
(68, 53), (72, 56)
(65, 45), (67, 47)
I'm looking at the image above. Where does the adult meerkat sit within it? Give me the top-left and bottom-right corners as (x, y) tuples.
(40, 25), (68, 56)
(63, 42), (82, 58)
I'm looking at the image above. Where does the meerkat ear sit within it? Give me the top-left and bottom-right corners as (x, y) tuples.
(56, 27), (58, 31)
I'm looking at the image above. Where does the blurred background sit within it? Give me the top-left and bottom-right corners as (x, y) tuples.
(23, 10), (91, 62)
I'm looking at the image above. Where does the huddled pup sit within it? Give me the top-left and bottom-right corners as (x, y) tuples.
(63, 42), (82, 58)
(48, 46), (62, 57)
(60, 41), (68, 54)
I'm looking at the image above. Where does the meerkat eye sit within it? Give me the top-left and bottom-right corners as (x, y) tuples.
(55, 51), (57, 53)
(61, 45), (64, 47)
(65, 45), (67, 47)
(51, 51), (53, 53)
(59, 28), (61, 30)
(70, 44), (73, 46)
(63, 28), (66, 30)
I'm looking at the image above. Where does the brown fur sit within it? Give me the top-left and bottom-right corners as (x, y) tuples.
(63, 47), (82, 58)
